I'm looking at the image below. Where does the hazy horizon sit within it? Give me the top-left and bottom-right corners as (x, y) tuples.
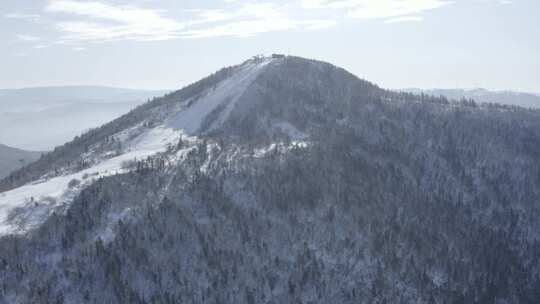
(0, 84), (172, 91)
(2, 83), (540, 95)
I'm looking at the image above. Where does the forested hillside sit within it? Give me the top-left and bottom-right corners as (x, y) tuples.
(1, 56), (539, 303)
(405, 88), (540, 109)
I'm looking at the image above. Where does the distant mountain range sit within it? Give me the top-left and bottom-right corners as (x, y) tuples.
(0, 143), (41, 179)
(403, 88), (540, 109)
(0, 86), (169, 150)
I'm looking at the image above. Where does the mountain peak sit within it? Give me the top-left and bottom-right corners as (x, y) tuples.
(3, 54), (540, 303)
(0, 55), (381, 233)
(162, 54), (381, 140)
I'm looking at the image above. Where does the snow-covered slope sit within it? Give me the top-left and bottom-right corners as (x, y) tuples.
(167, 58), (273, 133)
(2, 54), (538, 240)
(0, 126), (188, 235)
(2, 55), (540, 303)
(0, 55), (380, 235)
(0, 57), (277, 236)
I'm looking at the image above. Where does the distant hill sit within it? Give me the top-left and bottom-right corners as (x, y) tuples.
(0, 143), (41, 179)
(0, 86), (169, 150)
(403, 88), (540, 109)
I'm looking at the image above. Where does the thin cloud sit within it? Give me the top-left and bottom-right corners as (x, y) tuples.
(179, 2), (335, 38)
(302, 19), (338, 30)
(180, 3), (294, 38)
(302, 0), (452, 21)
(475, 0), (512, 5)
(3, 13), (41, 21)
(385, 16), (423, 23)
(44, 0), (336, 42)
(187, 10), (236, 25)
(8, 0), (510, 46)
(45, 0), (185, 42)
(181, 19), (296, 39)
(16, 34), (40, 42)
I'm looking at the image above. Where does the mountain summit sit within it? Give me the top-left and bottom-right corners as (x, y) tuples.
(0, 55), (382, 196)
(1, 55), (540, 303)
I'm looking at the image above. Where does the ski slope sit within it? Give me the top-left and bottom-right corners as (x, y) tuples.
(167, 58), (274, 133)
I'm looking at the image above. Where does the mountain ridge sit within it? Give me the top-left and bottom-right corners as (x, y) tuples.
(1, 55), (540, 303)
(0, 55), (395, 194)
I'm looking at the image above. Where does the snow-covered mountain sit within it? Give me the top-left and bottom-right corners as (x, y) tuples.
(1, 55), (540, 303)
(404, 88), (540, 109)
(0, 56), (278, 233)
(0, 86), (169, 150)
(0, 144), (41, 179)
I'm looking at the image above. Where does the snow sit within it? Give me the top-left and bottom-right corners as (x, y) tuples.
(0, 126), (183, 236)
(273, 121), (307, 139)
(166, 58), (274, 133)
(254, 144), (278, 158)
(253, 141), (310, 158)
(97, 207), (134, 243)
(0, 57), (279, 236)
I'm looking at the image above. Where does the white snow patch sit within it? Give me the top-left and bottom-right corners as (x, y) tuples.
(166, 58), (274, 134)
(253, 141), (310, 158)
(0, 126), (183, 236)
(291, 141), (309, 149)
(253, 143), (278, 158)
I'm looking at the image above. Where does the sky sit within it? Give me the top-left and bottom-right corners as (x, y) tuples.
(1, 0), (539, 92)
